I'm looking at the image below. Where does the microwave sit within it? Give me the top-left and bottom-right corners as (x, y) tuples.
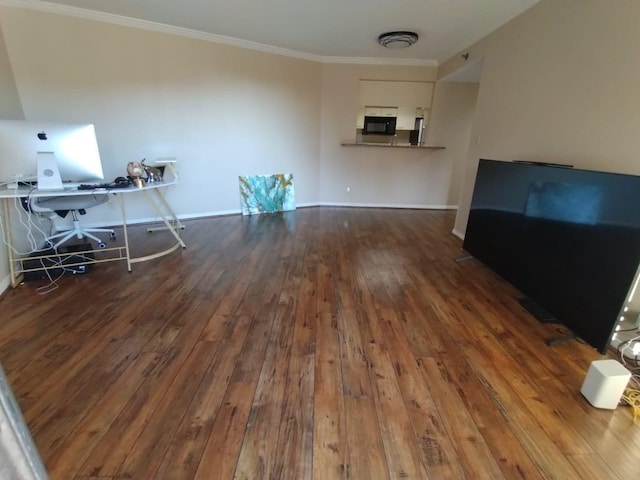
(363, 116), (396, 135)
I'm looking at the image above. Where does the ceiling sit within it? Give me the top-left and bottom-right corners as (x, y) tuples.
(12, 0), (541, 64)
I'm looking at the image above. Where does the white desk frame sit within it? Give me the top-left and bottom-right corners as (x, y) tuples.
(0, 181), (185, 287)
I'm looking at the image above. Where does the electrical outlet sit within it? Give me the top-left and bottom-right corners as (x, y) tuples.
(346, 186), (351, 192)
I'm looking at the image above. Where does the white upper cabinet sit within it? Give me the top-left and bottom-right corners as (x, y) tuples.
(356, 106), (365, 128)
(364, 106), (398, 117)
(396, 106), (418, 130)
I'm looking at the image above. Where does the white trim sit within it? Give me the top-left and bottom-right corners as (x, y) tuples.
(318, 201), (457, 210)
(0, 0), (438, 66)
(321, 56), (437, 67)
(177, 209), (242, 220)
(452, 228), (465, 240)
(77, 202), (458, 228)
(77, 209), (242, 229)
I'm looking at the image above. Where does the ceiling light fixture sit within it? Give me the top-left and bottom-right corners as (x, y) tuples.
(377, 31), (419, 49)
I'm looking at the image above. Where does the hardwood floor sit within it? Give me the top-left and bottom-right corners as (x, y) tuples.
(0, 207), (638, 479)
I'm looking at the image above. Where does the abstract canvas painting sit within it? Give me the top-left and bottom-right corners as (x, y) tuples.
(239, 173), (295, 215)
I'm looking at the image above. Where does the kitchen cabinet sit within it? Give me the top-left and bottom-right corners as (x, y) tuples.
(356, 106), (365, 129)
(364, 106), (397, 117)
(396, 106), (418, 130)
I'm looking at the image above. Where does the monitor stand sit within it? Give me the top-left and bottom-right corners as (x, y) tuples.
(519, 297), (581, 348)
(518, 297), (556, 324)
(36, 152), (64, 191)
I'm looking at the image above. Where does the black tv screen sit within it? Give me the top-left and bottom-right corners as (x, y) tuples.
(463, 159), (640, 353)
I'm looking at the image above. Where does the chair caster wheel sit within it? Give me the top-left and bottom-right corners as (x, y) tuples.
(98, 242), (107, 249)
(109, 232), (116, 239)
(44, 241), (54, 249)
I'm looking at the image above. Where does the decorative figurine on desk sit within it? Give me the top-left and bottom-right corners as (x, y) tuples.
(141, 159), (163, 184)
(126, 160), (145, 188)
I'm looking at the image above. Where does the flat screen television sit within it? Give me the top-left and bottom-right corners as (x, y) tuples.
(0, 120), (104, 186)
(463, 159), (640, 353)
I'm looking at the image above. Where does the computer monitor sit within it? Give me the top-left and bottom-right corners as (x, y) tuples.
(0, 120), (104, 187)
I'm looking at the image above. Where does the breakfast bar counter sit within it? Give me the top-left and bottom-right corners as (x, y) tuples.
(340, 142), (445, 150)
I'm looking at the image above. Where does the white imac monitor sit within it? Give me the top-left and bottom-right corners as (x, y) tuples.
(0, 120), (104, 189)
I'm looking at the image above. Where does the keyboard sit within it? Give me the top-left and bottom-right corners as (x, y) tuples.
(77, 182), (131, 190)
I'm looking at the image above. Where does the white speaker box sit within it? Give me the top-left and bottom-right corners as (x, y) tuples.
(580, 359), (631, 409)
(36, 152), (63, 191)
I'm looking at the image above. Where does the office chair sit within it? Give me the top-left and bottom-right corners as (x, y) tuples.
(31, 194), (115, 249)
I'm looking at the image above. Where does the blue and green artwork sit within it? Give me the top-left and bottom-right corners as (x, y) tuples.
(239, 173), (295, 215)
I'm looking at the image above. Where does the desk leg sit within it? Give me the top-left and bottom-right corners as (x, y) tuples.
(2, 198), (20, 287)
(118, 194), (132, 272)
(146, 188), (184, 233)
(143, 189), (186, 248)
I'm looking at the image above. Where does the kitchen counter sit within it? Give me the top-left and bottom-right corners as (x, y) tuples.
(341, 142), (445, 150)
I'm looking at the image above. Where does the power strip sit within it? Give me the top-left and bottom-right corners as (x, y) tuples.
(610, 310), (640, 360)
(611, 333), (640, 360)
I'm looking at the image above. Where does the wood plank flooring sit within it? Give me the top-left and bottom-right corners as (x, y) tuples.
(0, 207), (638, 479)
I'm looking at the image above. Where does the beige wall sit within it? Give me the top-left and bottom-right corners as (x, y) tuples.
(0, 6), (322, 226)
(0, 21), (22, 121)
(0, 5), (471, 219)
(427, 81), (478, 208)
(453, 0), (640, 236)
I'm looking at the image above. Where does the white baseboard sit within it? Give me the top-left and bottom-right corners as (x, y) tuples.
(79, 209), (242, 229)
(452, 228), (465, 240)
(177, 209), (242, 220)
(317, 201), (458, 210)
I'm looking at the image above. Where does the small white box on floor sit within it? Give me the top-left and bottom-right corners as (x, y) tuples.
(580, 359), (631, 409)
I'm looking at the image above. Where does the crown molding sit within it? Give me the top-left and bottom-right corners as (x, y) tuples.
(321, 56), (437, 67)
(0, 0), (320, 61)
(0, 0), (438, 67)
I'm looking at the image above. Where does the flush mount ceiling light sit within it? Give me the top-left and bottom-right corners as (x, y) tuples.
(377, 31), (419, 49)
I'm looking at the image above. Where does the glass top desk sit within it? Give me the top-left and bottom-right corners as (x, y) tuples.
(0, 180), (186, 288)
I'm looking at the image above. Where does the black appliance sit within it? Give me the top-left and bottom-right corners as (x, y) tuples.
(463, 159), (640, 354)
(409, 117), (425, 145)
(363, 116), (396, 135)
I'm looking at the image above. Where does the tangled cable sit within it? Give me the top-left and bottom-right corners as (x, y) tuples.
(621, 387), (640, 422)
